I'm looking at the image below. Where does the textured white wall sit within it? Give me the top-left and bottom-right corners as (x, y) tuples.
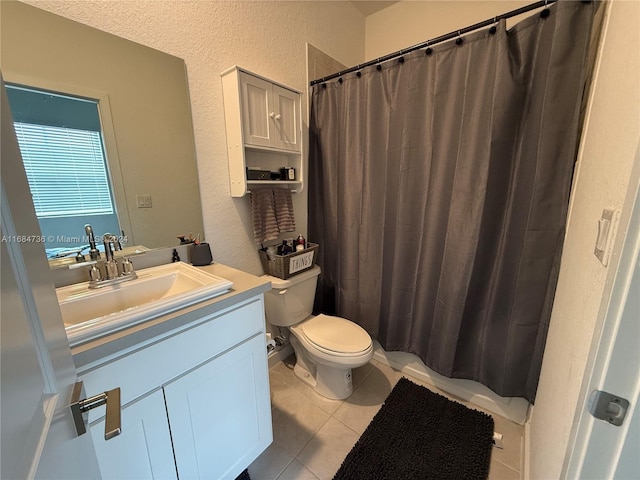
(21, 0), (365, 275)
(364, 1), (531, 60)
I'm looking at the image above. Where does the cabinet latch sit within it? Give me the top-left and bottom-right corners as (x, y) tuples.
(588, 390), (629, 426)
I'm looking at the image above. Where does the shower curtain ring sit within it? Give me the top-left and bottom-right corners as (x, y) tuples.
(489, 16), (498, 34)
(541, 0), (551, 18)
(456, 30), (463, 46)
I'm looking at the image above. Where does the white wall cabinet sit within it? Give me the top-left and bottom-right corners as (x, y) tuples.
(240, 72), (301, 151)
(222, 66), (303, 197)
(78, 296), (272, 480)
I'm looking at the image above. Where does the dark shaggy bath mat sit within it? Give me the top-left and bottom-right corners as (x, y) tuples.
(334, 377), (494, 480)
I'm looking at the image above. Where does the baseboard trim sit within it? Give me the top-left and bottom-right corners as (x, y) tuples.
(523, 420), (531, 480)
(372, 341), (530, 425)
(268, 344), (293, 369)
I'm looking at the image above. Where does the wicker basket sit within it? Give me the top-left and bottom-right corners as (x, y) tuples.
(259, 243), (318, 279)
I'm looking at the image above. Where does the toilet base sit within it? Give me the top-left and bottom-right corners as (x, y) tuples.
(290, 335), (355, 400)
(294, 361), (354, 400)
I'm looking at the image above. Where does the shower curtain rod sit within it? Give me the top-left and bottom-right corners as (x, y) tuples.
(310, 0), (565, 86)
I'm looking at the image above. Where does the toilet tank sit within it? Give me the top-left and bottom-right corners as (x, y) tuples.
(263, 265), (320, 327)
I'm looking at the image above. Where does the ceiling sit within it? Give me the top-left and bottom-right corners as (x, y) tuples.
(351, 1), (398, 17)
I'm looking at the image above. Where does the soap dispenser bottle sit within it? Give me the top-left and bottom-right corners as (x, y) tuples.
(296, 234), (306, 251)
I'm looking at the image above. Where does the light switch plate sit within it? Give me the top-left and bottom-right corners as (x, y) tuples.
(136, 195), (152, 208)
(594, 208), (620, 266)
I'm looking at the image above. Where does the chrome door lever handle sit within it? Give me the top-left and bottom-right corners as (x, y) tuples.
(70, 381), (122, 440)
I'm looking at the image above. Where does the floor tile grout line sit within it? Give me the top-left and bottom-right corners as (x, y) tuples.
(295, 386), (377, 480)
(328, 413), (364, 438)
(272, 452), (296, 480)
(294, 455), (327, 480)
(286, 407), (334, 476)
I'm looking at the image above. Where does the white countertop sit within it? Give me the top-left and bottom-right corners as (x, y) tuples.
(71, 263), (271, 369)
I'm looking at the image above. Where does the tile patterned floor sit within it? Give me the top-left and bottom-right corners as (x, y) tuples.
(248, 356), (523, 480)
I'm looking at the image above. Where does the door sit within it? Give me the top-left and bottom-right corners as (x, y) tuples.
(164, 334), (272, 480)
(564, 147), (640, 478)
(240, 72), (273, 148)
(1, 78), (102, 479)
(272, 84), (301, 152)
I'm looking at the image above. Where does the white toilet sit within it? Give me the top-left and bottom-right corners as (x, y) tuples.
(263, 265), (373, 400)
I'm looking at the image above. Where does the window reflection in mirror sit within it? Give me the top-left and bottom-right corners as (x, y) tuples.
(6, 84), (123, 259)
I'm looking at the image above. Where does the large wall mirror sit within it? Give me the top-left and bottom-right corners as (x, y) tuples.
(1, 1), (204, 268)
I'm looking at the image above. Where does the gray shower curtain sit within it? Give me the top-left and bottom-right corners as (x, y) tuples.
(308, 1), (602, 402)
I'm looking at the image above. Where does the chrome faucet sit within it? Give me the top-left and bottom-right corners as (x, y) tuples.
(102, 233), (123, 280)
(84, 224), (101, 260)
(87, 233), (137, 288)
(103, 233), (122, 259)
(102, 233), (117, 262)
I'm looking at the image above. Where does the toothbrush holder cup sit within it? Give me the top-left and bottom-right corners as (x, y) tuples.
(190, 243), (213, 266)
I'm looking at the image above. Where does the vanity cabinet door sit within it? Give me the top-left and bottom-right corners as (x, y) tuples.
(90, 389), (177, 479)
(165, 333), (272, 480)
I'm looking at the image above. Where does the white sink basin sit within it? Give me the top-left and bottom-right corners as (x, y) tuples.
(58, 262), (233, 345)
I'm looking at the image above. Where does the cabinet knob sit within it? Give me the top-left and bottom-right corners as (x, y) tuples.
(275, 114), (281, 120)
(269, 112), (275, 118)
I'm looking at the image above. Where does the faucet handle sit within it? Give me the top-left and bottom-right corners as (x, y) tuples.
(89, 264), (102, 282)
(121, 257), (135, 275)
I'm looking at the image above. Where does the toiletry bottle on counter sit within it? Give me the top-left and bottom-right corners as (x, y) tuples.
(296, 234), (306, 251)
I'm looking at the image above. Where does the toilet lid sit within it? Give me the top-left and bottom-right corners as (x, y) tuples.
(299, 314), (371, 354)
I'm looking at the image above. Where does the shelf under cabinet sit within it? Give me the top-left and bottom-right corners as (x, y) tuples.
(246, 180), (302, 192)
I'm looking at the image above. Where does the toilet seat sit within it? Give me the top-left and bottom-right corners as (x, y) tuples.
(292, 314), (372, 357)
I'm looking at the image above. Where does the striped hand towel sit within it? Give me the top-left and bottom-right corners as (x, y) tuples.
(273, 188), (295, 233)
(250, 189), (280, 244)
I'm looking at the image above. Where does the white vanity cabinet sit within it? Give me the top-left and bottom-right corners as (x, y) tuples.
(165, 334), (271, 479)
(77, 294), (272, 480)
(221, 66), (303, 197)
(90, 390), (177, 479)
